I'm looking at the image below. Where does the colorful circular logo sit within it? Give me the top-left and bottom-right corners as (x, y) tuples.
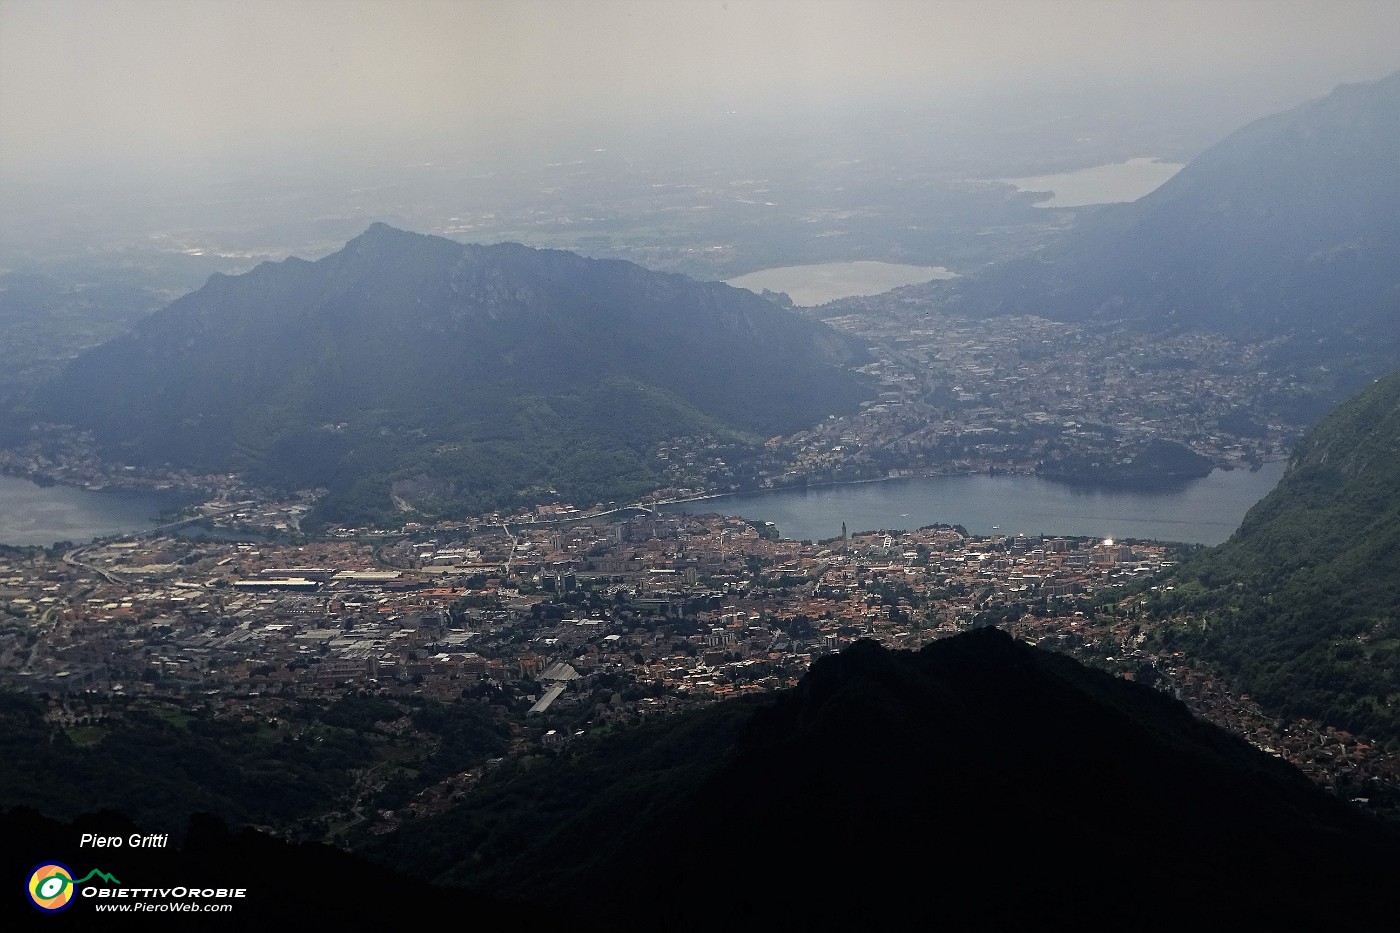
(26, 862), (76, 913)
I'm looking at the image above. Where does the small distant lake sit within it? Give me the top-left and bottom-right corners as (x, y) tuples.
(0, 474), (188, 547)
(663, 461), (1285, 546)
(1001, 157), (1184, 208)
(726, 261), (957, 307)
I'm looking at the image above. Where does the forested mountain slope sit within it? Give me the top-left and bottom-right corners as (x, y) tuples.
(1150, 369), (1400, 742)
(32, 224), (871, 524)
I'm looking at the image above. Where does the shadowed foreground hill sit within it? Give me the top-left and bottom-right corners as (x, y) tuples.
(1151, 368), (1400, 743)
(368, 630), (1400, 931)
(32, 224), (871, 525)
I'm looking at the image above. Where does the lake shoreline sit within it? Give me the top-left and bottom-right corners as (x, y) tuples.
(725, 260), (958, 306)
(660, 457), (1281, 510)
(660, 461), (1286, 546)
(997, 156), (1185, 209)
(0, 470), (198, 548)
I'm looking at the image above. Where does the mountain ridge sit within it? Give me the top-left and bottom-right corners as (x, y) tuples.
(29, 225), (873, 524)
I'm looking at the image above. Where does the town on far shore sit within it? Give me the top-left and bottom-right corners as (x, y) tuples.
(2, 302), (1309, 513)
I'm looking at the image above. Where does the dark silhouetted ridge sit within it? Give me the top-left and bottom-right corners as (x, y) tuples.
(370, 630), (1400, 932)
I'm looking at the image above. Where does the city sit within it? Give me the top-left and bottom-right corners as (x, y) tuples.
(5, 496), (1395, 837)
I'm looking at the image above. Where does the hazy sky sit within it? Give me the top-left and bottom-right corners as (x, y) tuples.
(3, 0), (1399, 182)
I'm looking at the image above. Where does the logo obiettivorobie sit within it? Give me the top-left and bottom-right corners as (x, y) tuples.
(26, 862), (75, 913)
(26, 862), (121, 913)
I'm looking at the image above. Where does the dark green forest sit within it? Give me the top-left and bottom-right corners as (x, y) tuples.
(1146, 369), (1400, 744)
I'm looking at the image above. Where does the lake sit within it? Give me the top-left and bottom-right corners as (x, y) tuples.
(2, 460), (1286, 549)
(726, 261), (957, 307)
(662, 461), (1286, 546)
(1001, 157), (1184, 208)
(0, 474), (187, 547)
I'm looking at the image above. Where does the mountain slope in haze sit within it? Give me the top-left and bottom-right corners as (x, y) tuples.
(31, 225), (871, 524)
(367, 630), (1400, 932)
(950, 70), (1400, 397)
(1149, 369), (1400, 743)
(0, 272), (165, 401)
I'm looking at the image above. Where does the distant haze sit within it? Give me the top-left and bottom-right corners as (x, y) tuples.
(3, 0), (1398, 186)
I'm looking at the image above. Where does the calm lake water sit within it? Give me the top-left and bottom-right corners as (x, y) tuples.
(726, 261), (957, 306)
(1001, 157), (1184, 208)
(663, 461), (1286, 546)
(0, 474), (186, 546)
(2, 460), (1285, 549)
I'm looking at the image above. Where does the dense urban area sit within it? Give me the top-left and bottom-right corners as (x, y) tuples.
(4, 482), (1395, 836)
(794, 301), (1307, 482)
